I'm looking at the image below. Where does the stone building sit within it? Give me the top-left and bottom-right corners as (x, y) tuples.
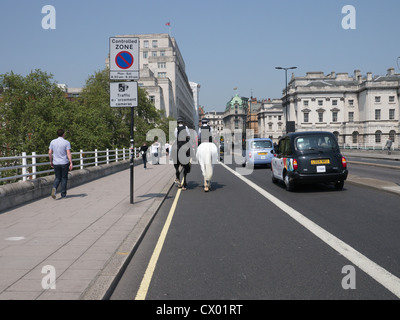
(274, 68), (400, 149)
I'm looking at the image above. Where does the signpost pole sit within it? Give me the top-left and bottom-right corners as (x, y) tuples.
(109, 36), (139, 205)
(130, 106), (134, 204)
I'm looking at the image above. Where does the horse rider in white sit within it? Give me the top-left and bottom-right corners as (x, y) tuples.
(196, 118), (218, 192)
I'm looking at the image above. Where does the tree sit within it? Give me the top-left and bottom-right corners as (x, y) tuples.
(0, 68), (174, 157)
(0, 70), (72, 156)
(78, 68), (170, 148)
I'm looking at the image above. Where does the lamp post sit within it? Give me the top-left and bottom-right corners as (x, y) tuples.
(275, 66), (297, 132)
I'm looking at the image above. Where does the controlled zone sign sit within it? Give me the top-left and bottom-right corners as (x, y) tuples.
(110, 82), (138, 107)
(109, 37), (139, 80)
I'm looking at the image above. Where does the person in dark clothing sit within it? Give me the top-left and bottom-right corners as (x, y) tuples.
(139, 142), (148, 169)
(198, 118), (213, 146)
(172, 117), (191, 190)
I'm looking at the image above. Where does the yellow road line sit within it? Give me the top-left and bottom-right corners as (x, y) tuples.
(135, 178), (184, 300)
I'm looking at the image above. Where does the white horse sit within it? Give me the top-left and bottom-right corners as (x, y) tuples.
(196, 142), (218, 192)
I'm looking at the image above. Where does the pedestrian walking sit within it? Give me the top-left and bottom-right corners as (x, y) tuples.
(151, 138), (161, 165)
(385, 138), (393, 155)
(48, 129), (73, 199)
(139, 142), (148, 169)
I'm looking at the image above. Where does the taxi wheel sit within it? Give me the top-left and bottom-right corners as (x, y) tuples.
(284, 174), (295, 191)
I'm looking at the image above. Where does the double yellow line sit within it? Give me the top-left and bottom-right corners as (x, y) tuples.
(135, 177), (184, 300)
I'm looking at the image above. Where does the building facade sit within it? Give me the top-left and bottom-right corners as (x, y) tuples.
(278, 68), (400, 149)
(190, 82), (200, 131)
(202, 111), (224, 139)
(106, 33), (195, 128)
(223, 94), (249, 144)
(257, 99), (284, 142)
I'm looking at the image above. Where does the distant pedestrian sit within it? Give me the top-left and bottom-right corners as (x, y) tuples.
(139, 142), (148, 169)
(151, 139), (161, 165)
(385, 138), (393, 155)
(48, 129), (73, 199)
(165, 141), (171, 156)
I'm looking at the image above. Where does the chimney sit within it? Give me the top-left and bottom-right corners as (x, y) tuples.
(367, 72), (372, 81)
(387, 67), (395, 76)
(330, 72), (336, 78)
(354, 69), (360, 80)
(358, 75), (362, 84)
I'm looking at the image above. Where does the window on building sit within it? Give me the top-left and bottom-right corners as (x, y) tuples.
(143, 40), (149, 48)
(389, 96), (395, 103)
(158, 62), (166, 68)
(352, 131), (359, 144)
(268, 123), (273, 130)
(143, 51), (148, 59)
(152, 40), (158, 48)
(348, 99), (354, 106)
(318, 100), (323, 106)
(389, 109), (395, 120)
(303, 100), (309, 106)
(234, 120), (239, 129)
(332, 100), (338, 106)
(278, 116), (281, 121)
(149, 96), (155, 103)
(152, 51), (157, 57)
(157, 72), (166, 78)
(375, 96), (381, 103)
(375, 109), (381, 120)
(375, 130), (382, 143)
(303, 112), (309, 123)
(143, 64), (148, 69)
(348, 112), (354, 122)
(332, 111), (338, 122)
(160, 51), (166, 57)
(318, 112), (324, 122)
(389, 130), (396, 142)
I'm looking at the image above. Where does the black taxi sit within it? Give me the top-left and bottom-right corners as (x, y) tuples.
(271, 131), (348, 191)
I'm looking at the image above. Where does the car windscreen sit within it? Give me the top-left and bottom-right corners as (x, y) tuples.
(250, 140), (272, 149)
(295, 135), (339, 153)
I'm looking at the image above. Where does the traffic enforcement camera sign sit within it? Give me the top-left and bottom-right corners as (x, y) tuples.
(110, 82), (138, 107)
(109, 37), (139, 80)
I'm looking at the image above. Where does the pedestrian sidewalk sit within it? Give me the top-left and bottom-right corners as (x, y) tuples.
(0, 157), (175, 300)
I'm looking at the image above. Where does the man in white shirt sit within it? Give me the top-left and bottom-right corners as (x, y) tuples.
(48, 129), (73, 199)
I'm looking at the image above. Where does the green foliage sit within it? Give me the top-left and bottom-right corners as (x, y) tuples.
(0, 68), (174, 157)
(0, 70), (70, 155)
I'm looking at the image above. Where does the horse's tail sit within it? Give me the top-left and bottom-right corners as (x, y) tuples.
(204, 145), (213, 181)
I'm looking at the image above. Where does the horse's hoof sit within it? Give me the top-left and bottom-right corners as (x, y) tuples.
(204, 187), (209, 192)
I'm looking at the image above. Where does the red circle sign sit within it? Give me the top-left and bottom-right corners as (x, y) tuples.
(115, 51), (134, 69)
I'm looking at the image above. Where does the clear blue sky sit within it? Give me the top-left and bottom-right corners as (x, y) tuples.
(1, 0), (399, 112)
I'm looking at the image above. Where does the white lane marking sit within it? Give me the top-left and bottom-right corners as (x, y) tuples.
(221, 162), (400, 298)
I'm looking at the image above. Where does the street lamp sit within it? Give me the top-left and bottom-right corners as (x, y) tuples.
(275, 66), (297, 131)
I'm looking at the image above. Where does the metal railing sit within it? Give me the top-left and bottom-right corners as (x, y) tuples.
(0, 148), (139, 184)
(339, 144), (398, 151)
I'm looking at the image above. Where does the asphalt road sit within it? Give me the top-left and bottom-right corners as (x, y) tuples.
(110, 160), (400, 300)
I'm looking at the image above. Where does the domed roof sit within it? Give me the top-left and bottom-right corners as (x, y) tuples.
(225, 94), (247, 112)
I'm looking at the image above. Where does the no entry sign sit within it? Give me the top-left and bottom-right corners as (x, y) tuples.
(109, 37), (139, 80)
